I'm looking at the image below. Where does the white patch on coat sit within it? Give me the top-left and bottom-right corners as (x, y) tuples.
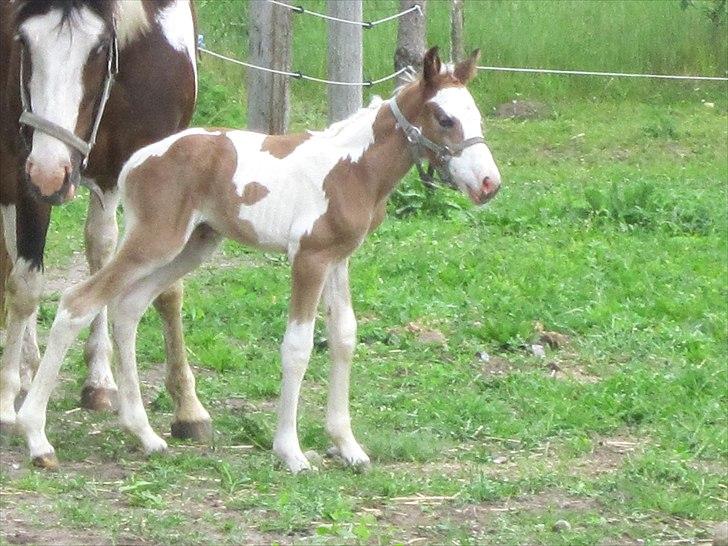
(1, 205), (17, 261)
(224, 104), (378, 257)
(156, 0), (197, 97)
(429, 87), (501, 192)
(20, 7), (106, 169)
(115, 0), (151, 47)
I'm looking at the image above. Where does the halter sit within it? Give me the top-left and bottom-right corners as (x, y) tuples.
(17, 21), (119, 172)
(390, 97), (485, 190)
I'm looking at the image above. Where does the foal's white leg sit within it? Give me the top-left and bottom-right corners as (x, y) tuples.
(273, 253), (330, 473)
(322, 261), (370, 469)
(81, 187), (119, 411)
(0, 259), (43, 429)
(19, 309), (41, 394)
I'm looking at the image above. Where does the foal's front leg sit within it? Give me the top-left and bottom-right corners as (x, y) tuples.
(81, 186), (120, 411)
(322, 261), (370, 469)
(273, 252), (330, 473)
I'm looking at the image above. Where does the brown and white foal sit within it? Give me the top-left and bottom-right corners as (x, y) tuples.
(17, 47), (501, 472)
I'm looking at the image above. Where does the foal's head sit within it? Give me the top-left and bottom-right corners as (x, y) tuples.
(14, 0), (117, 204)
(398, 47), (501, 205)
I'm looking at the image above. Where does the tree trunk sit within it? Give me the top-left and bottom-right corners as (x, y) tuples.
(247, 0), (292, 134)
(451, 0), (465, 63)
(394, 0), (427, 87)
(327, 0), (363, 123)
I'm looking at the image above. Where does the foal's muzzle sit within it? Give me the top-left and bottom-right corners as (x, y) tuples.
(25, 160), (81, 205)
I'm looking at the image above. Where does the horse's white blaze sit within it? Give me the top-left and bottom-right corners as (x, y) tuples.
(429, 87), (501, 194)
(21, 7), (106, 169)
(115, 0), (150, 47)
(156, 0), (197, 97)
(225, 104), (378, 258)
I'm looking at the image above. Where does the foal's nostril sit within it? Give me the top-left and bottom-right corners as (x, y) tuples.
(482, 176), (499, 195)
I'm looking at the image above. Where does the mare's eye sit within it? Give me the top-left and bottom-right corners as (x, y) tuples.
(438, 115), (454, 129)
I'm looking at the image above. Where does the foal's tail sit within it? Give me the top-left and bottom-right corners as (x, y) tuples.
(0, 212), (9, 329)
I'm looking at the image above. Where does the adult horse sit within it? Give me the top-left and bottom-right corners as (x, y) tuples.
(17, 47), (501, 472)
(0, 0), (209, 442)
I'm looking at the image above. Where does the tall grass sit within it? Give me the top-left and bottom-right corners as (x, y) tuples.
(195, 0), (727, 121)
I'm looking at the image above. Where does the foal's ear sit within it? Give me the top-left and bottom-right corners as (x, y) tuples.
(423, 46), (442, 86)
(454, 49), (481, 84)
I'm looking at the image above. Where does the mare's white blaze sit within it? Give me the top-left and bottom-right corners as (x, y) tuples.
(115, 0), (151, 48)
(225, 104), (378, 257)
(156, 0), (198, 98)
(1, 205), (17, 261)
(429, 87), (501, 193)
(21, 7), (106, 168)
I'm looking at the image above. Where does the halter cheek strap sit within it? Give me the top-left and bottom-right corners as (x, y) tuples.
(390, 97), (485, 190)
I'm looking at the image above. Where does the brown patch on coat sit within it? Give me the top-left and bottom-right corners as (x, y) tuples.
(240, 182), (269, 205)
(261, 132), (311, 159)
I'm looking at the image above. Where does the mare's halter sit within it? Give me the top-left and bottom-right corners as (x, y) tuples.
(390, 97), (485, 190)
(17, 23), (119, 172)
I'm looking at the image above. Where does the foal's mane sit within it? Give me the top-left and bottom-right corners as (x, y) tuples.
(14, 0), (115, 30)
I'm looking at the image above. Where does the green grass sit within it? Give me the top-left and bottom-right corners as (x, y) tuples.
(2, 1), (728, 544)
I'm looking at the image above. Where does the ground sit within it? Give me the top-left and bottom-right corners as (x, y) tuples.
(0, 100), (726, 544)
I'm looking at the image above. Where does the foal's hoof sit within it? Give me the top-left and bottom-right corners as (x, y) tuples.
(170, 420), (213, 443)
(326, 445), (372, 473)
(32, 452), (59, 470)
(80, 386), (117, 412)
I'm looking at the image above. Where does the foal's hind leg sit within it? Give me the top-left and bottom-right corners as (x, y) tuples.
(16, 229), (187, 467)
(81, 187), (120, 411)
(110, 224), (221, 451)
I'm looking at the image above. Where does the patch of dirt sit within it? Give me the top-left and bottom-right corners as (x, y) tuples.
(479, 355), (519, 378)
(494, 100), (553, 120)
(43, 251), (87, 297)
(571, 435), (645, 477)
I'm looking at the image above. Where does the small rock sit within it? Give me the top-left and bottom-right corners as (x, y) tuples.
(531, 344), (546, 358)
(552, 519), (572, 533)
(475, 351), (490, 363)
(714, 521), (728, 546)
(704, 102), (715, 108)
(418, 329), (446, 345)
(304, 450), (324, 467)
(539, 331), (569, 349)
(492, 455), (508, 464)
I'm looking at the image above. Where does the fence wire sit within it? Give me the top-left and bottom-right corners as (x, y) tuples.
(476, 65), (728, 82)
(267, 0), (422, 28)
(199, 46), (413, 87)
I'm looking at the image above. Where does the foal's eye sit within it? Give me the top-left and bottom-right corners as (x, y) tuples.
(438, 116), (455, 129)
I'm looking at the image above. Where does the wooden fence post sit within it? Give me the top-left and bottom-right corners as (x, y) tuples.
(248, 0), (292, 134)
(327, 0), (363, 123)
(394, 0), (426, 87)
(451, 0), (465, 63)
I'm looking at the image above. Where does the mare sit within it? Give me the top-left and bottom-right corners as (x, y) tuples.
(17, 47), (501, 472)
(0, 0), (209, 442)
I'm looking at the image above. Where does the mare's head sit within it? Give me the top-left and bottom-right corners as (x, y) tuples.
(398, 47), (501, 205)
(14, 0), (117, 204)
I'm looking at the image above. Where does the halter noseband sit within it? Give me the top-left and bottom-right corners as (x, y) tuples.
(17, 21), (119, 172)
(390, 97), (485, 190)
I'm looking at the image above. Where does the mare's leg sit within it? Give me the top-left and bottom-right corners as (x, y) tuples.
(273, 251), (331, 473)
(153, 282), (213, 442)
(322, 261), (370, 469)
(111, 224), (220, 448)
(16, 227), (186, 467)
(0, 197), (49, 430)
(81, 187), (120, 411)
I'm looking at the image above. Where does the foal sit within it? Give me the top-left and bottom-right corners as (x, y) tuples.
(17, 47), (501, 472)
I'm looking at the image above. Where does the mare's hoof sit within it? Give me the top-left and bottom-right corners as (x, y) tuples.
(80, 386), (117, 412)
(32, 452), (59, 470)
(170, 420), (213, 442)
(14, 390), (28, 412)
